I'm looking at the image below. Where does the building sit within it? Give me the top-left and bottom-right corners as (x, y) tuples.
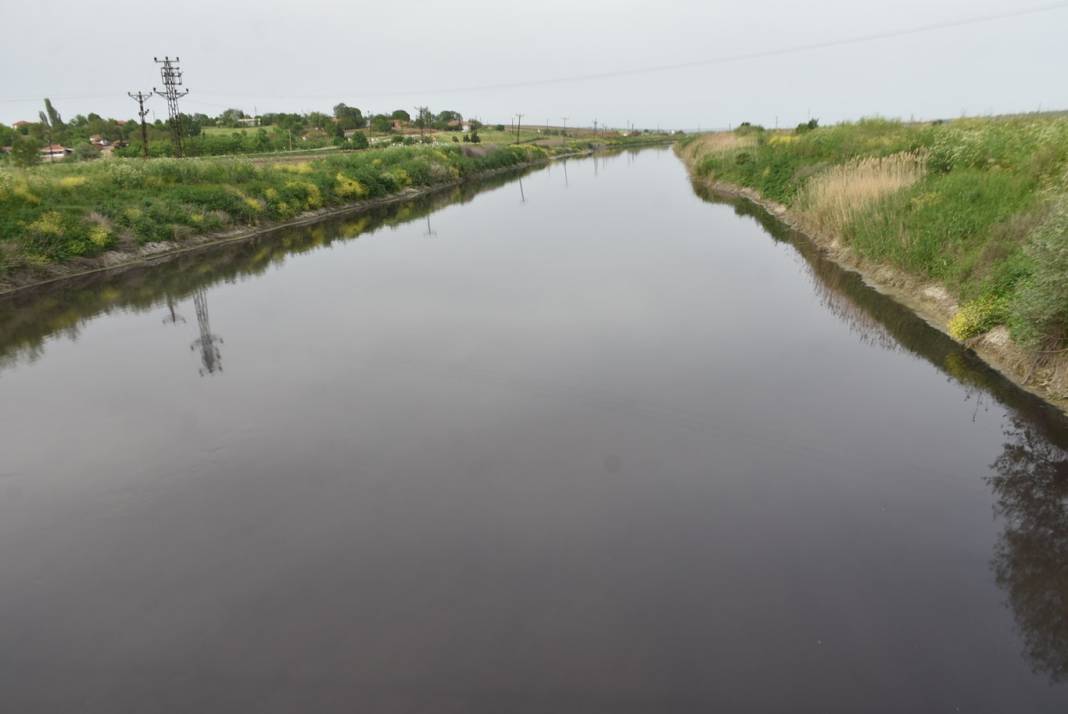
(39, 144), (72, 160)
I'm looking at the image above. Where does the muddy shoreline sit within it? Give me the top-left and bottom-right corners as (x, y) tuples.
(679, 159), (1068, 415)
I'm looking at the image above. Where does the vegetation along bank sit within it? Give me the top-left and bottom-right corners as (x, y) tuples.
(678, 115), (1068, 412)
(0, 135), (668, 293)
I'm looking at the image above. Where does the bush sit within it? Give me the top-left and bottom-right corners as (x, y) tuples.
(11, 137), (40, 167)
(1009, 199), (1068, 348)
(350, 132), (369, 150)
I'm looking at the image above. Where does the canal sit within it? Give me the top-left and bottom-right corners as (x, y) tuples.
(1, 147), (1066, 712)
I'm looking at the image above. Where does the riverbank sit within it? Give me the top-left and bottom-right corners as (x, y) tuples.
(0, 136), (671, 294)
(677, 116), (1068, 413)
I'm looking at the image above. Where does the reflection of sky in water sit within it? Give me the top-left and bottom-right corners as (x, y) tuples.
(1, 148), (1067, 712)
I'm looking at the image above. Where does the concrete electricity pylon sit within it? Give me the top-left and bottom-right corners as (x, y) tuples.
(514, 113), (524, 143)
(127, 91), (152, 159)
(190, 289), (223, 376)
(153, 56), (190, 157)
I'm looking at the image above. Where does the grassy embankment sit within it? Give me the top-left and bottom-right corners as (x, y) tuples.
(679, 116), (1068, 401)
(0, 135), (664, 286)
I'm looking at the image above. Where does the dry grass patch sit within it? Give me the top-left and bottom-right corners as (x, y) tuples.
(684, 132), (757, 161)
(799, 152), (926, 236)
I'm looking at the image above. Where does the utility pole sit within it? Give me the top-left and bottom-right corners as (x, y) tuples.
(514, 113), (524, 143)
(415, 106), (429, 140)
(593, 118), (598, 136)
(127, 91), (152, 159)
(561, 116), (567, 137)
(153, 56), (189, 157)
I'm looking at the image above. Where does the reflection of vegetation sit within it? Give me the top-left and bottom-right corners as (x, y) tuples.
(0, 168), (530, 374)
(703, 190), (1068, 430)
(989, 420), (1068, 682)
(707, 188), (1068, 686)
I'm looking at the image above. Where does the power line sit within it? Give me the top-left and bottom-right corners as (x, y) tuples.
(0, 2), (1064, 106)
(190, 1), (1068, 100)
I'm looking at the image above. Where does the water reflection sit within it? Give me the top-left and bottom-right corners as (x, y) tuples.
(701, 189), (1068, 684)
(162, 295), (185, 326)
(0, 167), (535, 376)
(702, 189), (1068, 431)
(989, 420), (1068, 682)
(190, 289), (223, 376)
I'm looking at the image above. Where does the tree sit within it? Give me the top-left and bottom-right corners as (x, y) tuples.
(350, 132), (369, 149)
(38, 100), (62, 154)
(253, 128), (271, 151)
(71, 143), (101, 161)
(434, 110), (462, 130)
(413, 107), (432, 130)
(11, 135), (40, 166)
(333, 103), (365, 130)
(43, 98), (64, 131)
(390, 109), (410, 122)
(371, 114), (392, 133)
(218, 108), (247, 127)
(307, 112), (332, 130)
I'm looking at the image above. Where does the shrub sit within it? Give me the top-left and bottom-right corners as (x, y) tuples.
(350, 132), (369, 150)
(949, 294), (1009, 340)
(1009, 199), (1068, 348)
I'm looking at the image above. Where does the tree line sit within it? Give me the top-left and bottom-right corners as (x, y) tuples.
(1, 99), (476, 165)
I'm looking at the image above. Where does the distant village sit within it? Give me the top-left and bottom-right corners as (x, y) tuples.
(0, 101), (503, 163)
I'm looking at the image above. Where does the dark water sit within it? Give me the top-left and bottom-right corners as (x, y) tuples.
(2, 148), (1067, 713)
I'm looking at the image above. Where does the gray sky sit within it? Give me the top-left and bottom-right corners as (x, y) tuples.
(2, 0), (1064, 128)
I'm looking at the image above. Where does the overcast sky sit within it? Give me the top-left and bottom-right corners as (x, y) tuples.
(2, 0), (1064, 128)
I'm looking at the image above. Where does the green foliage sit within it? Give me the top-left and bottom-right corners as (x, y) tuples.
(333, 103), (365, 130)
(369, 116), (390, 133)
(349, 132), (369, 150)
(690, 115), (1068, 348)
(1009, 198), (1068, 348)
(0, 143), (555, 271)
(949, 294), (1010, 340)
(11, 136), (40, 167)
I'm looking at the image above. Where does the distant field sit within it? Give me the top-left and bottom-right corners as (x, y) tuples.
(201, 125), (266, 136)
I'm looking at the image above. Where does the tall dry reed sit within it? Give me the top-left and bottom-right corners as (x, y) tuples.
(800, 152), (926, 236)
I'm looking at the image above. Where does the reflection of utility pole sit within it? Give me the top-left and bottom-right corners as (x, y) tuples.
(424, 214), (437, 238)
(190, 289), (223, 376)
(518, 177), (526, 204)
(562, 159), (569, 188)
(162, 296), (185, 325)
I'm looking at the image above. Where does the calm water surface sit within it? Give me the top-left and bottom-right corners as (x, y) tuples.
(2, 148), (1067, 713)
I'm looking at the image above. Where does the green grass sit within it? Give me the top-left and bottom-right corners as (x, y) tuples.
(0, 133), (672, 283)
(687, 116), (1068, 349)
(200, 125), (268, 136)
(0, 143), (550, 272)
